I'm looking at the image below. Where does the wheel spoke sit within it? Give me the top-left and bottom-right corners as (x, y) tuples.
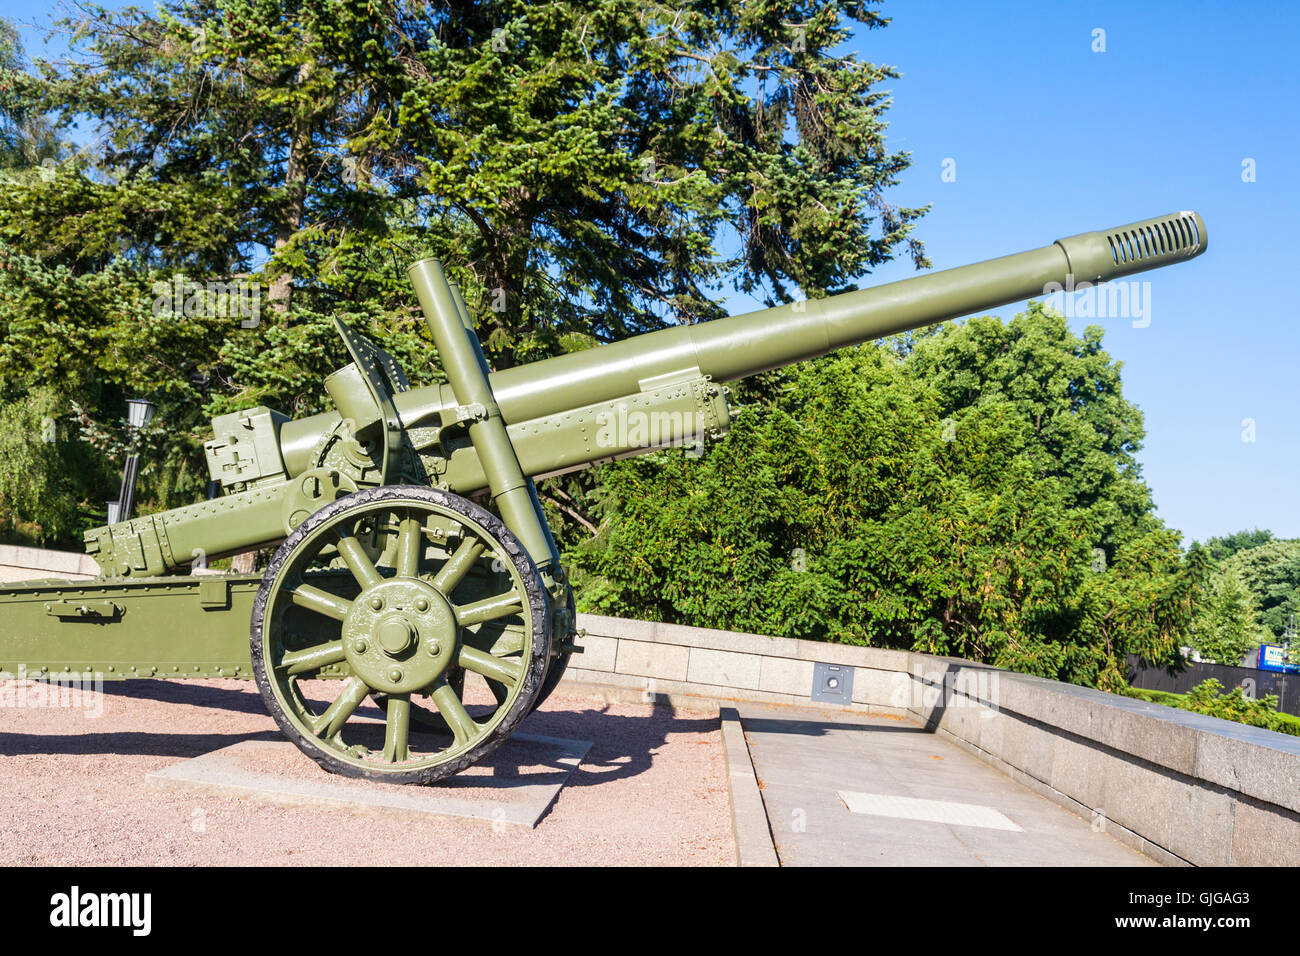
(431, 678), (479, 746)
(290, 584), (353, 622)
(462, 623), (526, 656)
(280, 640), (346, 675)
(431, 538), (485, 593)
(455, 590), (523, 626)
(336, 531), (384, 590)
(396, 513), (424, 578)
(459, 645), (521, 688)
(383, 694), (411, 762)
(311, 677), (369, 739)
(487, 680), (509, 707)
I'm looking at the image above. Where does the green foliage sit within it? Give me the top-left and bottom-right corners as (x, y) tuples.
(0, 19), (60, 170)
(1202, 528), (1273, 563)
(1180, 532), (1300, 665)
(1124, 679), (1300, 737)
(1220, 539), (1300, 643)
(1188, 565), (1260, 665)
(902, 307), (1156, 555)
(0, 0), (928, 543)
(0, 386), (111, 544)
(1122, 686), (1185, 708)
(13, 0), (926, 355)
(568, 309), (1195, 689)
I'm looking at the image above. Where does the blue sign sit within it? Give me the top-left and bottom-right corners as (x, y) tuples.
(1258, 644), (1299, 673)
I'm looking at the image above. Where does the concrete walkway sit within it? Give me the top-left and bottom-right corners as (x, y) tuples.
(739, 702), (1154, 866)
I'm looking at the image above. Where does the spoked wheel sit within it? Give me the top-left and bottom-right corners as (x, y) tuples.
(250, 485), (550, 784)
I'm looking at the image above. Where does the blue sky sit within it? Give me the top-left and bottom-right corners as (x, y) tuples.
(6, 0), (1298, 545)
(783, 0), (1299, 547)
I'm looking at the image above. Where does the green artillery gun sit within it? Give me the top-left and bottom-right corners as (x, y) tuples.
(0, 211), (1207, 782)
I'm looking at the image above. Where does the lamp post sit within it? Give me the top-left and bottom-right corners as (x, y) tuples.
(110, 398), (156, 524)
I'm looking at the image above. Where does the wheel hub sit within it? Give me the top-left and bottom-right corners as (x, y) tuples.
(378, 619), (416, 655)
(343, 579), (457, 694)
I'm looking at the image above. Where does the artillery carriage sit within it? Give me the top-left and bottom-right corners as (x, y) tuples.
(0, 212), (1207, 782)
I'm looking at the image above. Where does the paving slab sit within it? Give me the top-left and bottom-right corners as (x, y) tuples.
(738, 702), (1155, 866)
(145, 733), (592, 828)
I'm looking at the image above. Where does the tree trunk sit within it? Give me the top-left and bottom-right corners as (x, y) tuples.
(483, 262), (517, 369)
(268, 60), (315, 312)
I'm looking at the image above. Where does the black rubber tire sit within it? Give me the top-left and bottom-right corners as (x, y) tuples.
(530, 586), (576, 713)
(250, 485), (550, 785)
(533, 650), (572, 712)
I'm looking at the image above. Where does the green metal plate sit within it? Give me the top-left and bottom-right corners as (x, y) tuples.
(0, 574), (262, 679)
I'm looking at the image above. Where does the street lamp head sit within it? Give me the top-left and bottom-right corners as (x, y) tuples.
(126, 398), (156, 430)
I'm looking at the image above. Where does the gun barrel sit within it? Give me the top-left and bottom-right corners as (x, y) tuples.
(279, 210), (1206, 475)
(487, 210), (1206, 420)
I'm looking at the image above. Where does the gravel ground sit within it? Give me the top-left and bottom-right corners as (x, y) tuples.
(0, 678), (734, 866)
